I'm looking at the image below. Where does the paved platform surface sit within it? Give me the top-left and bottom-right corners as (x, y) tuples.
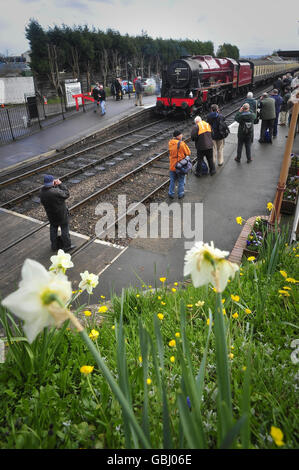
(0, 94), (157, 171)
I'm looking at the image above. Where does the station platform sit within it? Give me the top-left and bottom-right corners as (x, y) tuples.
(0, 94), (157, 172)
(0, 111), (298, 303)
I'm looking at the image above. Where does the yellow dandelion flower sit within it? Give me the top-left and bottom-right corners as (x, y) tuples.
(222, 308), (226, 315)
(242, 366), (247, 371)
(278, 290), (290, 296)
(89, 329), (99, 340)
(169, 339), (176, 347)
(267, 202), (273, 211)
(136, 294), (140, 298)
(245, 308), (252, 314)
(175, 332), (180, 338)
(279, 270), (288, 278)
(160, 277), (166, 283)
(231, 294), (240, 302)
(227, 279), (231, 283)
(231, 345), (235, 349)
(187, 304), (193, 308)
(138, 356), (142, 363)
(161, 301), (166, 306)
(229, 353), (234, 359)
(148, 285), (152, 288)
(158, 296), (162, 300)
(100, 295), (105, 299)
(157, 313), (164, 320)
(270, 426), (284, 447)
(232, 312), (239, 319)
(172, 288), (177, 292)
(170, 356), (175, 363)
(212, 287), (217, 292)
(84, 310), (92, 316)
(98, 305), (108, 313)
(236, 216), (243, 225)
(146, 378), (152, 385)
(285, 278), (297, 283)
(111, 325), (115, 330)
(247, 256), (256, 262)
(221, 299), (225, 304)
(283, 286), (291, 290)
(80, 365), (94, 375)
(174, 282), (178, 286)
(240, 273), (244, 276)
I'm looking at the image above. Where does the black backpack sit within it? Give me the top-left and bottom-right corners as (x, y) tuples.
(242, 121), (253, 135)
(218, 118), (230, 138)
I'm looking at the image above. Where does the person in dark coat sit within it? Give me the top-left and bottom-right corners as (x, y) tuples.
(134, 76), (144, 106)
(270, 89), (283, 137)
(40, 174), (74, 252)
(114, 78), (122, 101)
(258, 93), (276, 143)
(234, 103), (256, 163)
(279, 87), (291, 126)
(92, 83), (100, 112)
(207, 104), (229, 166)
(191, 116), (216, 176)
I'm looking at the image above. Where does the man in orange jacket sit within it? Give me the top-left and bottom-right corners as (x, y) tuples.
(168, 130), (191, 199)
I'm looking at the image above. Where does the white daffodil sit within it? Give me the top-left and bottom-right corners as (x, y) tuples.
(2, 259), (72, 343)
(49, 249), (74, 274)
(184, 241), (239, 292)
(78, 271), (99, 294)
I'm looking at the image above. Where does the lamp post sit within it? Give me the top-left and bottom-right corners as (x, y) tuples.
(269, 89), (299, 225)
(127, 61), (132, 100)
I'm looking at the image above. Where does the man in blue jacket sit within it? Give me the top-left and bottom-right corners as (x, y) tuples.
(270, 89), (283, 137)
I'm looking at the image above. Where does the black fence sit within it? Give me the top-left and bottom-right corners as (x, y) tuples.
(0, 95), (92, 145)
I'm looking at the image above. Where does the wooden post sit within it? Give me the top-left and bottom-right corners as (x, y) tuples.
(269, 94), (299, 226)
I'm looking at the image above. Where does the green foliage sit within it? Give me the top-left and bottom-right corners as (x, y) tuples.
(217, 43), (240, 60)
(0, 242), (298, 449)
(25, 19), (227, 85)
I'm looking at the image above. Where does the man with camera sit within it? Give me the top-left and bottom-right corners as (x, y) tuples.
(234, 103), (256, 163)
(40, 174), (75, 252)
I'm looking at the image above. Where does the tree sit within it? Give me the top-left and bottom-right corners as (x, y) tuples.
(216, 43), (239, 60)
(25, 19), (49, 76)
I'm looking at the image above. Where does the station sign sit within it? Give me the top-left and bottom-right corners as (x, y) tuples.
(64, 81), (82, 107)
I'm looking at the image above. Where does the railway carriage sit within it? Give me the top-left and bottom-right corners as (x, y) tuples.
(156, 55), (299, 116)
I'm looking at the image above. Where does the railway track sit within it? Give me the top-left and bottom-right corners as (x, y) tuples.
(0, 85), (273, 257)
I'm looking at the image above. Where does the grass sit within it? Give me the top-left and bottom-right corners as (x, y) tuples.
(0, 239), (298, 449)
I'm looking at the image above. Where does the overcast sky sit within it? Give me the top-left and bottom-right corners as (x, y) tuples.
(0, 0), (298, 57)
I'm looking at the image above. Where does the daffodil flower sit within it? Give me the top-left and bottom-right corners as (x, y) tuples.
(78, 271), (99, 294)
(267, 202), (273, 211)
(270, 426), (284, 446)
(49, 249), (74, 274)
(2, 259), (72, 343)
(236, 217), (243, 225)
(184, 241), (239, 293)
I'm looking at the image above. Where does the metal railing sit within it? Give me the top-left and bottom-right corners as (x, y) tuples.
(0, 96), (92, 145)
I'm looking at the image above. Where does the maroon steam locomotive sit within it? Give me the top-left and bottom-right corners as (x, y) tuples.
(156, 55), (299, 116)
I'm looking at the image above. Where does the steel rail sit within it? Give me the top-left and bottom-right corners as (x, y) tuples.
(0, 118), (166, 188)
(0, 120), (186, 209)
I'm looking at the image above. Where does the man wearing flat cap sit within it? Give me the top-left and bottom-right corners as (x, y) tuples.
(40, 175), (75, 252)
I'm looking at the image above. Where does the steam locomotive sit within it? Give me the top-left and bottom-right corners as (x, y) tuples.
(156, 55), (299, 116)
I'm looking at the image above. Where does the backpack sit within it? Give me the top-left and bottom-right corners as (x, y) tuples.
(175, 141), (192, 175)
(218, 118), (230, 138)
(242, 121), (253, 135)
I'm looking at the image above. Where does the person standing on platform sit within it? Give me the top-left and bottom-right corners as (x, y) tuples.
(99, 85), (106, 115)
(40, 175), (75, 253)
(168, 130), (191, 199)
(191, 116), (216, 176)
(207, 104), (229, 167)
(234, 103), (256, 163)
(243, 91), (257, 114)
(258, 93), (276, 143)
(270, 89), (283, 137)
(135, 76), (144, 106)
(92, 83), (100, 113)
(114, 78), (122, 101)
(279, 87), (291, 126)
